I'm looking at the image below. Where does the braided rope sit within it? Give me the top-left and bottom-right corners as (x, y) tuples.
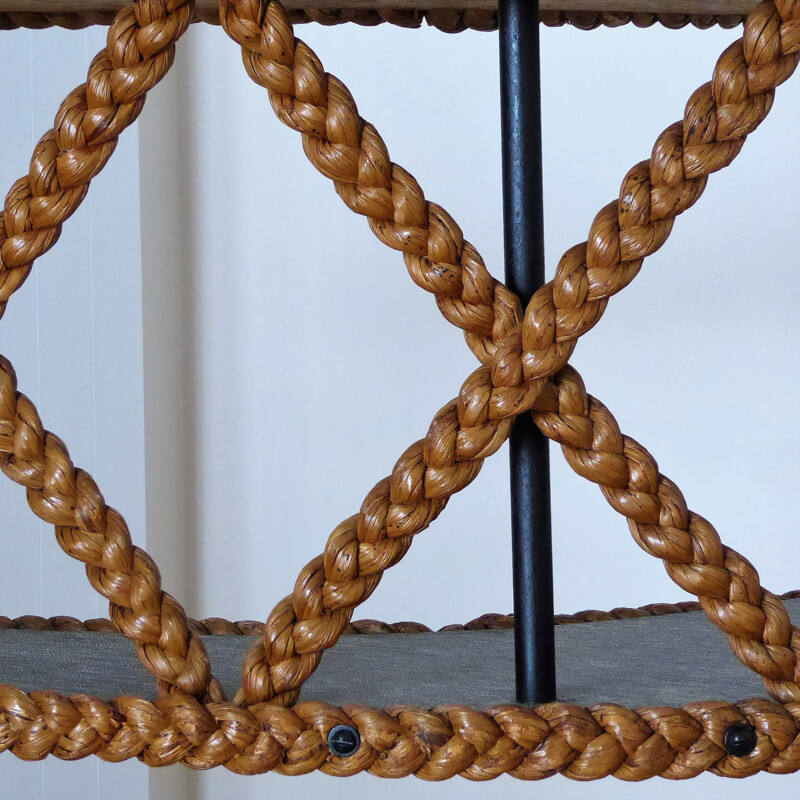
(0, 685), (798, 777)
(0, 0), (230, 702)
(0, 7), (750, 33)
(0, 0), (212, 699)
(213, 0), (800, 705)
(8, 591), (798, 635)
(532, 366), (800, 702)
(4, 344), (796, 707)
(0, 355), (223, 701)
(0, 1), (798, 774)
(224, 0), (800, 368)
(0, 0), (193, 319)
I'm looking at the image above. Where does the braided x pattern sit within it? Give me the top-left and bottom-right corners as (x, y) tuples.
(1, 0), (799, 764)
(0, 685), (799, 777)
(0, 1), (220, 701)
(212, 0), (800, 706)
(225, 0), (800, 368)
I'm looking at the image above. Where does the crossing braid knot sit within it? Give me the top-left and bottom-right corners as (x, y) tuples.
(213, 0), (800, 706)
(1, 0), (799, 743)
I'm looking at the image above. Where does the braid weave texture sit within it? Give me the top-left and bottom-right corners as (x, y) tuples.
(1, 686), (800, 777)
(0, 0), (799, 779)
(0, 5), (751, 32)
(215, 0), (800, 707)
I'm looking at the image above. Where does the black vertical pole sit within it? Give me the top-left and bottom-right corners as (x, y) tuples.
(498, 0), (556, 704)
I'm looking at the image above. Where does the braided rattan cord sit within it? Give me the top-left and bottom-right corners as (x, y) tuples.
(3, 0), (792, 712)
(0, 1), (798, 779)
(0, 356), (225, 703)
(288, 8), (750, 30)
(0, 0), (194, 318)
(10, 591), (799, 634)
(1, 686), (799, 777)
(1, 0), (792, 720)
(217, 0), (800, 706)
(224, 0), (800, 369)
(0, 6), (749, 32)
(0, 2), (223, 702)
(0, 0), (796, 766)
(4, 345), (797, 709)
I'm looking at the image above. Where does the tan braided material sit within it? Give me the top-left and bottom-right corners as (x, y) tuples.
(0, 0), (226, 701)
(9, 591), (798, 635)
(223, 0), (800, 368)
(0, 354), (220, 701)
(5, 332), (797, 709)
(213, 0), (800, 706)
(0, 7), (749, 31)
(1, 1), (799, 778)
(231, 364), (800, 705)
(0, 685), (798, 777)
(0, 0), (193, 320)
(532, 366), (800, 701)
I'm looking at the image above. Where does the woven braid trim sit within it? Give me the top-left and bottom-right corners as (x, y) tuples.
(0, 2), (224, 702)
(4, 591), (799, 635)
(0, 0), (797, 714)
(0, 1), (193, 317)
(1, 687), (799, 778)
(215, 0), (800, 706)
(4, 0), (794, 720)
(0, 355), (226, 703)
(0, 7), (749, 32)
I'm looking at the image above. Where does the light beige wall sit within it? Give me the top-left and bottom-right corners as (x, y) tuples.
(0, 24), (149, 800)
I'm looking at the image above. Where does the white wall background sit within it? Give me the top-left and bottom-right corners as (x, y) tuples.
(1, 12), (799, 800)
(0, 24), (150, 800)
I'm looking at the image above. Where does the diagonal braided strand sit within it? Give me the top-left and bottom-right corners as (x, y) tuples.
(0, 0), (194, 319)
(221, 0), (523, 365)
(223, 0), (800, 705)
(0, 355), (218, 701)
(530, 366), (800, 702)
(235, 358), (800, 705)
(0, 685), (798, 778)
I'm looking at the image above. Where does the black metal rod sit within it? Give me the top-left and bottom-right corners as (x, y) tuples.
(498, 0), (556, 704)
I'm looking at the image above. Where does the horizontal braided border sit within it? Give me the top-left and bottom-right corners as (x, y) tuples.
(1, 687), (799, 777)
(0, 7), (749, 32)
(3, 598), (800, 774)
(3, 589), (798, 634)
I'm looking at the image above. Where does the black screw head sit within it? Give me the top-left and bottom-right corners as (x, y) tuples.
(327, 724), (360, 757)
(723, 722), (758, 757)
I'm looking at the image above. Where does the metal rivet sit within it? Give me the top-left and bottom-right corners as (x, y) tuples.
(327, 724), (360, 757)
(723, 722), (758, 757)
